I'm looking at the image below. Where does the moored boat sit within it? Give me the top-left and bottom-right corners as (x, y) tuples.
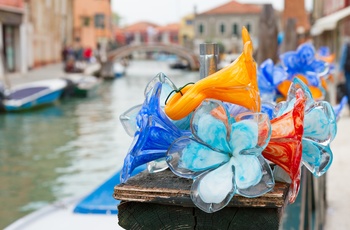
(4, 166), (146, 230)
(62, 74), (101, 98)
(0, 79), (67, 112)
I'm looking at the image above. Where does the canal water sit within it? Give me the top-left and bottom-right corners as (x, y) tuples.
(0, 60), (198, 228)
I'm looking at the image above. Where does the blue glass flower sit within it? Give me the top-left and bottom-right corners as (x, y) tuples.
(274, 78), (337, 177)
(120, 81), (191, 183)
(333, 96), (348, 121)
(166, 99), (274, 213)
(280, 43), (329, 87)
(120, 73), (191, 137)
(257, 59), (288, 102)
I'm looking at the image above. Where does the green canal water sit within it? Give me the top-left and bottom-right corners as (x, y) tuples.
(0, 60), (198, 228)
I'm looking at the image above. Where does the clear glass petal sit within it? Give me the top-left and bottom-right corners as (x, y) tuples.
(236, 155), (274, 197)
(191, 160), (236, 213)
(304, 101), (337, 144)
(301, 140), (333, 177)
(119, 104), (142, 137)
(235, 112), (271, 151)
(191, 100), (232, 153)
(166, 137), (230, 179)
(147, 157), (168, 173)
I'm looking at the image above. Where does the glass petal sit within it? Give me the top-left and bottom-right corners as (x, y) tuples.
(229, 119), (258, 155)
(166, 137), (230, 179)
(235, 112), (271, 151)
(119, 104), (142, 137)
(302, 140), (333, 177)
(236, 155), (274, 197)
(191, 100), (232, 153)
(304, 101), (337, 144)
(191, 160), (236, 213)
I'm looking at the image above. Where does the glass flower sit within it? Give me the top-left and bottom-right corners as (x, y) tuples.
(165, 27), (260, 120)
(120, 82), (191, 183)
(120, 73), (191, 136)
(333, 96), (348, 122)
(278, 43), (329, 100)
(166, 99), (274, 213)
(276, 78), (336, 177)
(262, 88), (306, 203)
(257, 59), (287, 102)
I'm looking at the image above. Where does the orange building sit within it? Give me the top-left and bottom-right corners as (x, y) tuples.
(72, 0), (112, 49)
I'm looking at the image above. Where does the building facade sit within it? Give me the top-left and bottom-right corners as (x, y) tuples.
(193, 1), (261, 55)
(156, 23), (179, 44)
(179, 14), (195, 50)
(28, 0), (73, 67)
(0, 0), (26, 77)
(311, 0), (350, 59)
(72, 0), (112, 50)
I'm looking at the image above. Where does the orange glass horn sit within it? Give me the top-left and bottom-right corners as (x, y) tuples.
(262, 89), (306, 203)
(164, 27), (260, 120)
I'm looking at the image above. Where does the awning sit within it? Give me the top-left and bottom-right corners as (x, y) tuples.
(0, 10), (22, 25)
(311, 6), (350, 36)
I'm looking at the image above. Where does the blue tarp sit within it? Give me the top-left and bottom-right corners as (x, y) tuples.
(73, 165), (146, 214)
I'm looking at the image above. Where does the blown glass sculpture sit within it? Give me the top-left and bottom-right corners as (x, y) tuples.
(167, 99), (274, 213)
(276, 78), (336, 177)
(165, 27), (260, 120)
(262, 88), (306, 203)
(257, 58), (287, 102)
(120, 82), (190, 183)
(278, 43), (329, 100)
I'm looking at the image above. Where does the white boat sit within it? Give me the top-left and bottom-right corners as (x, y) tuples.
(62, 74), (101, 98)
(4, 166), (146, 230)
(0, 79), (67, 112)
(113, 62), (126, 78)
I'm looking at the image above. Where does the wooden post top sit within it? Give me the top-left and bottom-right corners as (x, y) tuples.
(114, 169), (290, 209)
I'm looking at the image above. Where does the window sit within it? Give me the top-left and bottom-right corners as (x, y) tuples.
(198, 24), (204, 35)
(220, 23), (225, 34)
(246, 23), (251, 32)
(232, 23), (238, 36)
(94, 14), (105, 28)
(186, 19), (193, 25)
(81, 16), (90, 27)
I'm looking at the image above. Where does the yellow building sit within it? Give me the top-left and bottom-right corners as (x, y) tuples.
(179, 14), (195, 50)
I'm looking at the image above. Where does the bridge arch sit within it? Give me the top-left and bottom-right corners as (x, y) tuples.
(107, 43), (200, 70)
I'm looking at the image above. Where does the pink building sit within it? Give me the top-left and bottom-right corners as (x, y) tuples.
(0, 0), (25, 76)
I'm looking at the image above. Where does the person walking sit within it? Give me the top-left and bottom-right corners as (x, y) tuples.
(339, 40), (350, 110)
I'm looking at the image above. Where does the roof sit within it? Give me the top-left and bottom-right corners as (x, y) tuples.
(123, 21), (159, 32)
(199, 0), (261, 15)
(157, 23), (180, 32)
(311, 6), (350, 36)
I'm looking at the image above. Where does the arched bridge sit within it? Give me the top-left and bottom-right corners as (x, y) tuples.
(107, 43), (200, 70)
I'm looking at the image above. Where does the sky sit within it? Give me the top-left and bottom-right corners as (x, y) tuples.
(111, 0), (313, 26)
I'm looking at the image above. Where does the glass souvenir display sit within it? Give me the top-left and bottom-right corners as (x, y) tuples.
(166, 99), (274, 213)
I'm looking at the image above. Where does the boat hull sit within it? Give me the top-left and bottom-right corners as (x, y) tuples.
(4, 89), (63, 112)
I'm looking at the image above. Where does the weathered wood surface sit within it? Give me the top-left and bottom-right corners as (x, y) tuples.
(114, 169), (289, 209)
(114, 169), (290, 229)
(118, 201), (283, 230)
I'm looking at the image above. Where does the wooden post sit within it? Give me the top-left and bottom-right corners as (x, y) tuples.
(280, 18), (298, 53)
(256, 4), (279, 65)
(114, 169), (290, 229)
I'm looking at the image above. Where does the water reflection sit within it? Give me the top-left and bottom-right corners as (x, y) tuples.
(0, 60), (198, 228)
